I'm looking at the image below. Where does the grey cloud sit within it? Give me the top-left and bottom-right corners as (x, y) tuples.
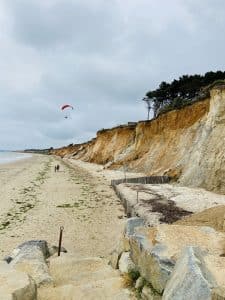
(0, 0), (225, 149)
(6, 0), (121, 53)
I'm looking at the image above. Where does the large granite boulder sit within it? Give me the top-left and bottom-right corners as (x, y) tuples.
(109, 217), (144, 269)
(0, 261), (37, 300)
(4, 240), (49, 264)
(162, 246), (216, 300)
(5, 240), (66, 286)
(130, 224), (225, 294)
(7, 240), (52, 286)
(125, 217), (145, 237)
(130, 228), (174, 293)
(5, 240), (67, 263)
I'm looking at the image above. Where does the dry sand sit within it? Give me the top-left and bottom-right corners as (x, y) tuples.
(2, 154), (225, 260)
(0, 155), (126, 258)
(175, 205), (225, 232)
(67, 158), (145, 184)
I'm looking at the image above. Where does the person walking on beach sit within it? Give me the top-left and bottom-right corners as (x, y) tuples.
(56, 164), (60, 172)
(54, 165), (57, 172)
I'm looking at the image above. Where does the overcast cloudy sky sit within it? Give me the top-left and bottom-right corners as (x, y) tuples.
(0, 0), (225, 149)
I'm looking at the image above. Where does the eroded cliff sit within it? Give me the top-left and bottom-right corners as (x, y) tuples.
(52, 86), (225, 193)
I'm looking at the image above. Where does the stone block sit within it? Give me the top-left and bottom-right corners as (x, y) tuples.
(0, 261), (37, 300)
(7, 240), (53, 286)
(124, 217), (145, 237)
(129, 224), (225, 293)
(162, 247), (216, 300)
(118, 252), (137, 273)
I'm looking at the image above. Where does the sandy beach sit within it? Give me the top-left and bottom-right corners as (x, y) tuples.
(2, 153), (225, 258)
(0, 155), (126, 258)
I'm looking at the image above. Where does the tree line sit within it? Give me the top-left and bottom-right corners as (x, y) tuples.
(144, 71), (225, 118)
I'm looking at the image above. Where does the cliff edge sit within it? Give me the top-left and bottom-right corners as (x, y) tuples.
(52, 86), (225, 194)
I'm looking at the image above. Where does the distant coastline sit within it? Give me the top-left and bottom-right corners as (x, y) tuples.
(0, 151), (32, 165)
(23, 148), (53, 155)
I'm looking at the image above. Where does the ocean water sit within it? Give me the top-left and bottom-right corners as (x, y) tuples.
(0, 151), (32, 164)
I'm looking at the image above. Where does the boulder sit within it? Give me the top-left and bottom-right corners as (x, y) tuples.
(118, 252), (137, 273)
(162, 247), (216, 300)
(5, 240), (67, 263)
(124, 217), (145, 237)
(109, 238), (127, 269)
(109, 249), (121, 269)
(130, 231), (174, 293)
(109, 217), (144, 269)
(122, 217), (145, 253)
(0, 261), (37, 300)
(130, 224), (225, 293)
(5, 240), (49, 262)
(7, 240), (54, 286)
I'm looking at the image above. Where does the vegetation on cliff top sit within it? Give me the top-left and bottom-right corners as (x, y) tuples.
(145, 71), (225, 118)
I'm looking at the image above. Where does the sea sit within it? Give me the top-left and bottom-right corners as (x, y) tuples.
(0, 151), (32, 165)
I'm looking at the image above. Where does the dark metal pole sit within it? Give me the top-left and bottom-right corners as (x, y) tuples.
(58, 226), (64, 256)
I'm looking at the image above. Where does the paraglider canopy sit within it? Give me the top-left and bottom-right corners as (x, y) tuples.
(61, 104), (74, 119)
(61, 104), (74, 110)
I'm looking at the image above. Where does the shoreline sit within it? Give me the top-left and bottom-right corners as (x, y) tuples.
(0, 152), (33, 166)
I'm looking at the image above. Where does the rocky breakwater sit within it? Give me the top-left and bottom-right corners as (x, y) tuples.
(0, 240), (66, 300)
(110, 217), (225, 300)
(1, 240), (133, 300)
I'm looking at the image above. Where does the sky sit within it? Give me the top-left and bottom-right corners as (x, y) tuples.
(0, 0), (225, 150)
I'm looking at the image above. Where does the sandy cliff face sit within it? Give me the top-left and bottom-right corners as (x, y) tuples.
(52, 87), (225, 193)
(81, 125), (136, 165)
(180, 87), (225, 192)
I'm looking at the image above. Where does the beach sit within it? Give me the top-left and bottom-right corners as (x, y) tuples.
(2, 154), (225, 299)
(0, 155), (126, 258)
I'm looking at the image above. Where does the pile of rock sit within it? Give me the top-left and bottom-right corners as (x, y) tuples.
(110, 217), (225, 300)
(0, 240), (66, 300)
(0, 261), (36, 300)
(1, 240), (132, 300)
(3, 218), (225, 299)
